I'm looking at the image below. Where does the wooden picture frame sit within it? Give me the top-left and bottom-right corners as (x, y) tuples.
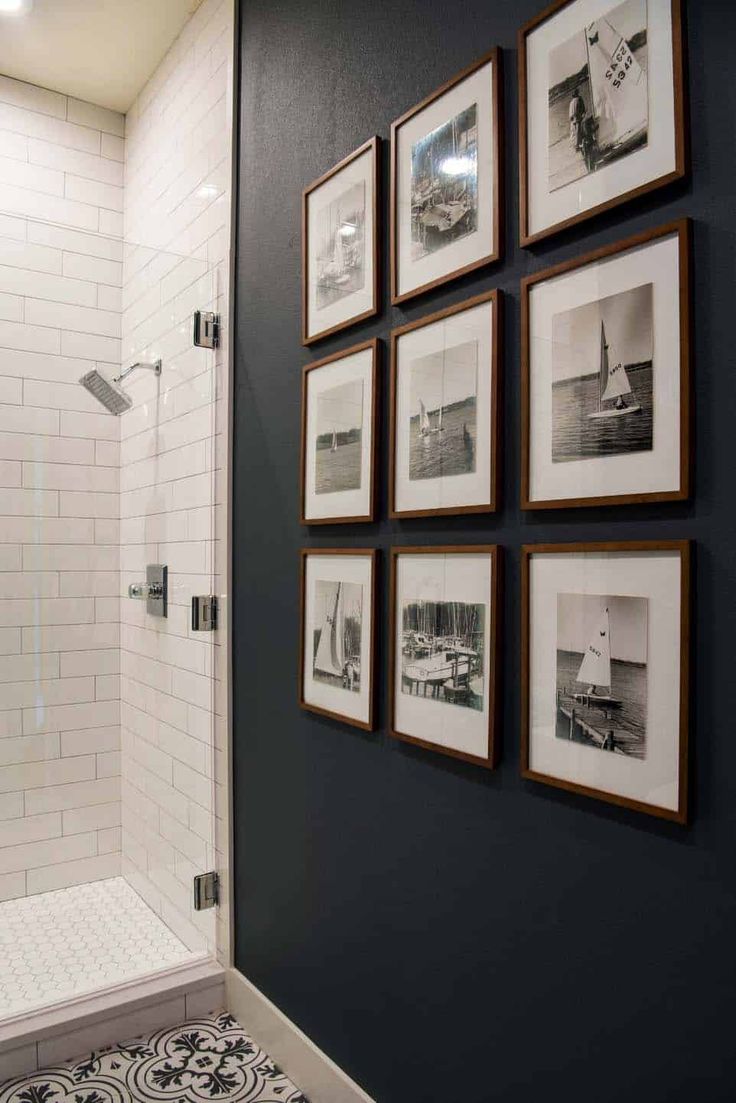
(299, 548), (378, 731)
(389, 289), (502, 518)
(521, 540), (690, 823)
(388, 545), (501, 768)
(390, 48), (502, 305)
(300, 338), (379, 525)
(302, 136), (380, 345)
(521, 219), (691, 510)
(518, 0), (687, 247)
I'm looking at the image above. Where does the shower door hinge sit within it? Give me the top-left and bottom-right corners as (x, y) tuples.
(192, 594), (218, 631)
(193, 310), (220, 349)
(193, 871), (219, 910)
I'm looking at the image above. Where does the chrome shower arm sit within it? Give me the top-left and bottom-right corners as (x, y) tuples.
(114, 359), (162, 383)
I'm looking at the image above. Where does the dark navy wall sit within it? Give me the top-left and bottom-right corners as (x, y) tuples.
(232, 2), (736, 1100)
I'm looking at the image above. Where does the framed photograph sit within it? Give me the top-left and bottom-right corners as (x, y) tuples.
(389, 546), (500, 767)
(518, 0), (686, 245)
(521, 540), (689, 822)
(301, 339), (379, 525)
(300, 549), (377, 730)
(389, 290), (501, 518)
(302, 136), (379, 345)
(390, 48), (502, 305)
(521, 220), (690, 510)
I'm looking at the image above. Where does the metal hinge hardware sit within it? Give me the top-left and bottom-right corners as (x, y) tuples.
(192, 310), (220, 349)
(192, 594), (218, 631)
(193, 871), (219, 911)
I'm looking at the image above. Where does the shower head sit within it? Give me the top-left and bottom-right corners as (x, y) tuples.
(79, 360), (161, 415)
(79, 369), (133, 415)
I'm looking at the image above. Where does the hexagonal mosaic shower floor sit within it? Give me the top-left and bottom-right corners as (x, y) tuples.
(0, 877), (202, 1020)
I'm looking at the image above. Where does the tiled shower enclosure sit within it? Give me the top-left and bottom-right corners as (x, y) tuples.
(0, 0), (233, 1023)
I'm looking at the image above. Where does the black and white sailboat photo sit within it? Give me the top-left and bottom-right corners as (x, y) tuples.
(312, 580), (362, 693)
(547, 0), (648, 192)
(551, 281), (653, 463)
(556, 592), (648, 758)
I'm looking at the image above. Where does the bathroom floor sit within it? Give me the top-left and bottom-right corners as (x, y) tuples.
(0, 1010), (308, 1101)
(0, 877), (202, 1020)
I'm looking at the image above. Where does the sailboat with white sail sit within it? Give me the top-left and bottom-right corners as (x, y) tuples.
(584, 13), (648, 166)
(330, 430), (338, 453)
(314, 582), (346, 680)
(588, 320), (642, 421)
(418, 398), (445, 436)
(572, 605), (621, 709)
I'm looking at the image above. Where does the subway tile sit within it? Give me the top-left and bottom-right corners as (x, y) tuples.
(7, 519), (93, 548)
(98, 284), (122, 312)
(22, 698), (118, 736)
(0, 348), (96, 387)
(0, 211), (27, 241)
(62, 800), (120, 834)
(28, 220), (123, 261)
(0, 597), (94, 627)
(21, 617), (118, 652)
(98, 209), (123, 237)
(60, 490), (119, 517)
(96, 674), (120, 700)
(0, 810), (60, 848)
(63, 250), (122, 285)
(60, 723), (119, 756)
(0, 487), (59, 517)
(0, 181), (99, 230)
(22, 545), (115, 575)
(0, 731), (59, 766)
(95, 440), (119, 466)
(0, 154), (65, 197)
(28, 137), (124, 186)
(0, 290), (23, 322)
(101, 133), (125, 162)
(0, 829), (96, 874)
(0, 265), (96, 308)
(0, 456), (22, 482)
(24, 460), (118, 492)
(2, 676), (94, 709)
(97, 825), (122, 853)
(60, 572), (119, 598)
(96, 750), (120, 777)
(67, 98), (124, 137)
(0, 127), (29, 163)
(0, 101), (100, 153)
(59, 407), (120, 439)
(0, 318), (60, 357)
(60, 649), (119, 677)
(159, 810), (207, 867)
(0, 75), (67, 119)
(0, 792), (23, 820)
(0, 871), (26, 902)
(0, 707), (22, 736)
(23, 378), (109, 414)
(66, 173), (124, 213)
(24, 774), (119, 814)
(0, 429), (94, 464)
(0, 236), (60, 276)
(0, 377), (21, 408)
(95, 596), (120, 622)
(26, 298), (121, 338)
(0, 754), (95, 794)
(0, 571), (59, 600)
(0, 651), (59, 682)
(95, 518), (120, 545)
(173, 760), (213, 810)
(26, 850), (120, 894)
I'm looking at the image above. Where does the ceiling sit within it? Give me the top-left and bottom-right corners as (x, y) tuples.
(0, 0), (204, 115)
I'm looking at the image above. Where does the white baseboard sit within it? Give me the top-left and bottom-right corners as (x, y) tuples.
(226, 967), (374, 1103)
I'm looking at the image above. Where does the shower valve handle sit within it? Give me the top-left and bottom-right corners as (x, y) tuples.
(128, 564), (168, 618)
(128, 582), (163, 599)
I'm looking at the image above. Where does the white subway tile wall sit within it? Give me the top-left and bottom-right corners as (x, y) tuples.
(0, 0), (232, 967)
(0, 74), (123, 901)
(120, 0), (232, 961)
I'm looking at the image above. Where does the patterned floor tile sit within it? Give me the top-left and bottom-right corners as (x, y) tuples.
(0, 878), (202, 1020)
(0, 1011), (308, 1102)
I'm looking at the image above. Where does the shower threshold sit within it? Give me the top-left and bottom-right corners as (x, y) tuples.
(0, 877), (204, 1022)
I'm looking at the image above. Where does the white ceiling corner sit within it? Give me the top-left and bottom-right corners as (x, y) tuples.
(0, 0), (205, 115)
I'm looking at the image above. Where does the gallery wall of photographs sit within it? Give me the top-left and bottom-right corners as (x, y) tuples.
(298, 0), (690, 825)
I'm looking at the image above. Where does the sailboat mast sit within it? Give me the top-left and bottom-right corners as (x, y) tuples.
(599, 321), (605, 412)
(584, 26), (596, 126)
